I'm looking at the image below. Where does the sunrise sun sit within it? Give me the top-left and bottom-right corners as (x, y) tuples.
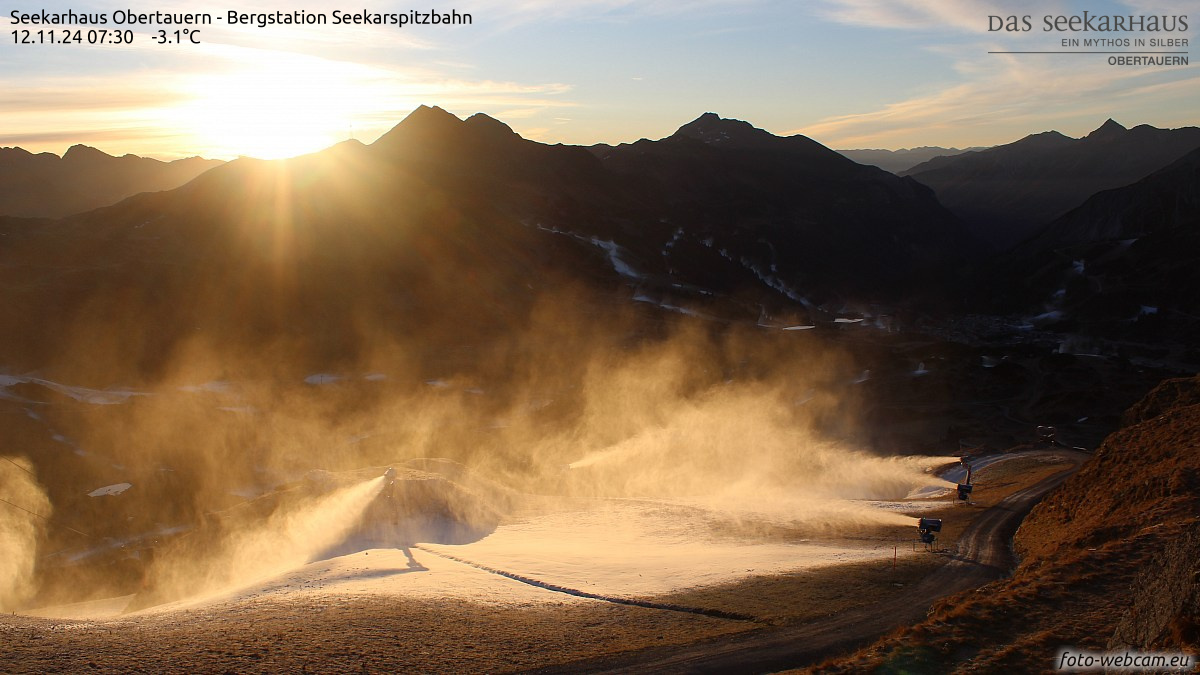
(172, 48), (404, 159)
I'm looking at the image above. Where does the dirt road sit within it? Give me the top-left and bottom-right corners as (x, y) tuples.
(532, 452), (1088, 674)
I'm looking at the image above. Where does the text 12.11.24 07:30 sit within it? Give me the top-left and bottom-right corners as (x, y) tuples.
(9, 28), (201, 44)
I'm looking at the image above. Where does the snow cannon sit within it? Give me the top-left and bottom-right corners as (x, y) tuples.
(917, 517), (942, 549)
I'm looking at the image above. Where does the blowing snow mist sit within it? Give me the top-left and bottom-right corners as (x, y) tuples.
(0, 457), (51, 610)
(12, 296), (959, 609)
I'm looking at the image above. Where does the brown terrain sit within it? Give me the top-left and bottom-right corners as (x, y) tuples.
(2, 109), (1197, 673)
(811, 374), (1200, 673)
(0, 448), (1083, 673)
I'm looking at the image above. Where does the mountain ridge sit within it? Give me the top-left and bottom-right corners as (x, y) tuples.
(836, 146), (984, 174)
(0, 144), (223, 219)
(0, 106), (974, 378)
(903, 119), (1200, 248)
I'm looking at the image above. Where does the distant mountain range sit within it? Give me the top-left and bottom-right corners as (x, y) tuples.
(980, 145), (1200, 345)
(903, 119), (1200, 249)
(586, 112), (973, 305)
(0, 106), (973, 378)
(837, 146), (984, 174)
(0, 145), (223, 218)
(3, 108), (1198, 377)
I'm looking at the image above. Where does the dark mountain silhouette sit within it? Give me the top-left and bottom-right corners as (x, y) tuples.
(837, 146), (983, 174)
(903, 120), (1200, 249)
(590, 112), (976, 308)
(975, 146), (1200, 350)
(0, 106), (975, 379)
(1033, 145), (1200, 246)
(0, 145), (223, 218)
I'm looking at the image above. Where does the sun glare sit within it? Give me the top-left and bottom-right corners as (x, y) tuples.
(173, 50), (405, 160)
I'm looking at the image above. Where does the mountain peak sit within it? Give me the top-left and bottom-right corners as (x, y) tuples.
(672, 112), (776, 147)
(1085, 118), (1127, 140)
(1012, 130), (1074, 150)
(370, 106), (530, 161)
(371, 105), (464, 151)
(464, 112), (518, 138)
(62, 144), (113, 162)
(398, 104), (462, 129)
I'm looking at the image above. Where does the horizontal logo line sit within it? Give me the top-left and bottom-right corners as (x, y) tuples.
(988, 51), (1189, 54)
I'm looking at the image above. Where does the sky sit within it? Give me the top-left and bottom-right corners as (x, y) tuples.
(1, 0), (1196, 159)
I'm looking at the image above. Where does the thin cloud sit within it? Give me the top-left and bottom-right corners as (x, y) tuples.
(795, 49), (1197, 148)
(462, 0), (766, 31)
(795, 1), (1197, 148)
(814, 0), (1063, 33)
(0, 128), (180, 150)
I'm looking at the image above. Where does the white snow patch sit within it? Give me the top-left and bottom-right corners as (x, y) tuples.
(782, 325), (817, 331)
(217, 406), (256, 414)
(155, 499), (913, 612)
(865, 496), (953, 510)
(529, 224), (644, 281)
(51, 432), (87, 456)
(1030, 310), (1063, 323)
(663, 227), (685, 250)
(737, 258), (810, 305)
(88, 482), (132, 497)
(591, 238), (643, 280)
(938, 454), (1013, 484)
(0, 375), (148, 405)
(633, 294), (709, 319)
(178, 381), (234, 394)
(39, 379), (146, 404)
(304, 374), (341, 386)
(363, 373), (388, 381)
(899, 485), (954, 500)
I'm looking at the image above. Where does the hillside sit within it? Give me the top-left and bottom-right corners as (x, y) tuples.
(593, 112), (977, 304)
(0, 145), (222, 218)
(0, 107), (975, 381)
(974, 146), (1200, 358)
(903, 120), (1200, 249)
(814, 374), (1200, 673)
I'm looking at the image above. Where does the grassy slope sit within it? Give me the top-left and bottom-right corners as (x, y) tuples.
(813, 374), (1200, 673)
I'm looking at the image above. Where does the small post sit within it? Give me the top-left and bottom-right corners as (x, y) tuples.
(893, 545), (897, 569)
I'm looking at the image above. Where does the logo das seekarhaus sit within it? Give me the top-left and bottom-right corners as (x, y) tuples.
(987, 12), (1189, 66)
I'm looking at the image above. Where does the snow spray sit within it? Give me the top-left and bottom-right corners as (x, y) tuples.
(151, 475), (386, 604)
(0, 457), (51, 610)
